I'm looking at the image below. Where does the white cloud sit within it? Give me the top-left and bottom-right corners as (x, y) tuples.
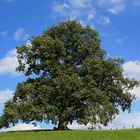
(108, 4), (125, 14)
(87, 13), (95, 21)
(123, 61), (140, 100)
(52, 0), (95, 22)
(52, 0), (126, 27)
(105, 112), (140, 129)
(69, 0), (91, 8)
(1, 123), (42, 132)
(131, 86), (140, 100)
(97, 16), (111, 25)
(68, 122), (92, 130)
(97, 0), (122, 6)
(14, 28), (29, 41)
(96, 0), (125, 14)
(52, 3), (69, 14)
(0, 40), (32, 76)
(123, 61), (140, 80)
(0, 49), (19, 76)
(68, 112), (140, 130)
(0, 89), (13, 104)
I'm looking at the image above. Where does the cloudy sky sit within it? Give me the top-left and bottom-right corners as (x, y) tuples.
(0, 0), (140, 131)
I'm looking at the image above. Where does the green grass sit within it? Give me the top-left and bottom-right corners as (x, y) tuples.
(0, 129), (140, 140)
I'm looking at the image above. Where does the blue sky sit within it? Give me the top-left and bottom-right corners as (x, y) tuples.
(0, 0), (140, 131)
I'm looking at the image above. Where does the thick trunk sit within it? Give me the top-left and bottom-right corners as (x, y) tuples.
(57, 119), (69, 130)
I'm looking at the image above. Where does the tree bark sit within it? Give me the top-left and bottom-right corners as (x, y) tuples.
(57, 119), (69, 130)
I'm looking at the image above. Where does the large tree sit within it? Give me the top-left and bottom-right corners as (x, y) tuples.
(0, 20), (138, 130)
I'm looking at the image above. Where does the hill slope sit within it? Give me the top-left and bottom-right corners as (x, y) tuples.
(0, 129), (140, 140)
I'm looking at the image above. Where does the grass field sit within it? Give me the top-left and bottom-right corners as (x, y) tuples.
(0, 129), (140, 140)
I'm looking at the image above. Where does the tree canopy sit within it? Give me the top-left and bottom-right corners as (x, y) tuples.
(0, 20), (138, 130)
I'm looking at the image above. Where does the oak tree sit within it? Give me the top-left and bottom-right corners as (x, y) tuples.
(0, 20), (138, 130)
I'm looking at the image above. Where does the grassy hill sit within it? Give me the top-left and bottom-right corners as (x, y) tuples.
(0, 129), (140, 140)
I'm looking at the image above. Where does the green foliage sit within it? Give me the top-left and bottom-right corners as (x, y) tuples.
(0, 20), (138, 130)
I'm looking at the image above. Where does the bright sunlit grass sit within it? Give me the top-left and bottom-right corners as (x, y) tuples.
(0, 129), (140, 140)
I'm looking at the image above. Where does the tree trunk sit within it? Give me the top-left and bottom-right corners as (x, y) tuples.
(57, 119), (69, 130)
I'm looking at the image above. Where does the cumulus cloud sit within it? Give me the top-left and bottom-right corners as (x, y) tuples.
(68, 112), (140, 130)
(52, 0), (96, 26)
(105, 112), (140, 129)
(97, 0), (125, 14)
(0, 49), (19, 76)
(108, 4), (125, 14)
(97, 16), (111, 25)
(123, 61), (140, 80)
(52, 0), (94, 20)
(0, 89), (13, 104)
(123, 61), (140, 100)
(0, 40), (32, 76)
(52, 0), (127, 26)
(52, 3), (69, 15)
(1, 123), (42, 132)
(68, 122), (92, 130)
(14, 28), (29, 41)
(130, 86), (140, 100)
(87, 13), (95, 21)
